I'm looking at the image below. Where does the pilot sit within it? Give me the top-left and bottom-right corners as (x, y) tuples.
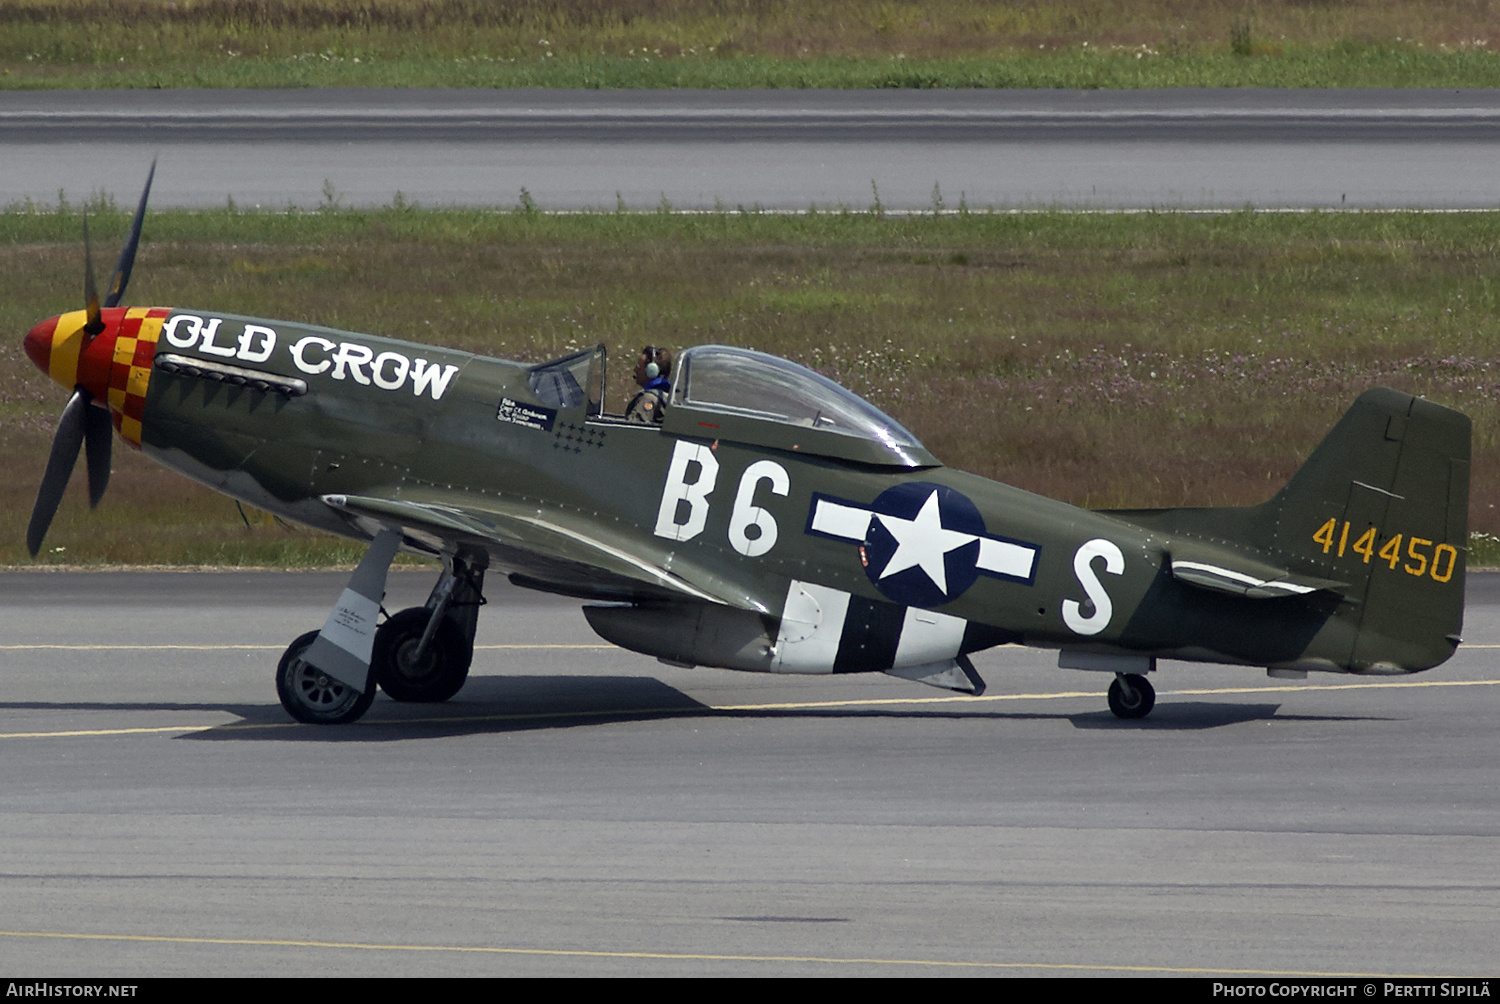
(626, 345), (672, 424)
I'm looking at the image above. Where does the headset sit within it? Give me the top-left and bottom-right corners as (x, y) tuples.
(641, 345), (660, 380)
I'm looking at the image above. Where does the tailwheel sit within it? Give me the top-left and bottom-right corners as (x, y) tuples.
(373, 607), (471, 703)
(276, 630), (375, 725)
(1107, 673), (1155, 720)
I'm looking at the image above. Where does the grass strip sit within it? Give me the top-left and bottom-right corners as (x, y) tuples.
(4, 0), (1500, 90)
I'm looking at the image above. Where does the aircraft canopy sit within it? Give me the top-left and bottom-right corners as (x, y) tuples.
(671, 345), (924, 457)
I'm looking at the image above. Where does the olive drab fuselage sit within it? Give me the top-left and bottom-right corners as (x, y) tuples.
(25, 305), (1471, 700)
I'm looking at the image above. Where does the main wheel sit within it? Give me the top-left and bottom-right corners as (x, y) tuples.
(372, 608), (470, 703)
(276, 630), (375, 725)
(1107, 673), (1156, 720)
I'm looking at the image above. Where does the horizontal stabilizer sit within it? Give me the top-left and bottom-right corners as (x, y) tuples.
(1169, 552), (1345, 600)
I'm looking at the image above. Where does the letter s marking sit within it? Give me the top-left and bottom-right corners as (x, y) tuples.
(1062, 538), (1125, 636)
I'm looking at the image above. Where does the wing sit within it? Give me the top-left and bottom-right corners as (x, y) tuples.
(321, 490), (767, 612)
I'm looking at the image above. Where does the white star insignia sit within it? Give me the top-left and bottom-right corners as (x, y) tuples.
(807, 491), (1039, 591)
(875, 490), (978, 596)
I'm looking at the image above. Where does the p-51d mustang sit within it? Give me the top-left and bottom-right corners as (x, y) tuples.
(23, 168), (1472, 724)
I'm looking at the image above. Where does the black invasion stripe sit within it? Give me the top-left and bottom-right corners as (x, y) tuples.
(833, 594), (905, 674)
(961, 620), (1023, 655)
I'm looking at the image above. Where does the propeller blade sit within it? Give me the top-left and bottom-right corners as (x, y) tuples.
(82, 217), (103, 337)
(105, 159), (155, 309)
(27, 388), (90, 557)
(83, 400), (112, 508)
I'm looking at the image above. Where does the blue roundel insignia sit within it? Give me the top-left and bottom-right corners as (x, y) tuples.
(861, 482), (986, 607)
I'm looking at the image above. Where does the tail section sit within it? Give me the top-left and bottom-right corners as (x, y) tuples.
(1272, 387), (1469, 672)
(1112, 388), (1470, 673)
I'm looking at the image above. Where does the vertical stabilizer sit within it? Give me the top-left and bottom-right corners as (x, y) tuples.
(1107, 388), (1470, 673)
(1270, 388), (1469, 671)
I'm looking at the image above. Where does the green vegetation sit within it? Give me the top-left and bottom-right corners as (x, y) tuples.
(4, 0), (1500, 89)
(4, 204), (1500, 566)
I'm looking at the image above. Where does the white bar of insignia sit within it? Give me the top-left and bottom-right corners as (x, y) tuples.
(977, 537), (1037, 579)
(810, 499), (873, 541)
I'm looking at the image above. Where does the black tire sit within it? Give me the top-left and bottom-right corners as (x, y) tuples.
(372, 608), (471, 703)
(276, 630), (375, 725)
(1107, 673), (1156, 720)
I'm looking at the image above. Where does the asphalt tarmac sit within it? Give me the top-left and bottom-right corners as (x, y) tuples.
(0, 569), (1496, 976)
(5, 89), (1500, 209)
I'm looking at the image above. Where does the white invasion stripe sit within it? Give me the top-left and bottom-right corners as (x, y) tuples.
(772, 579), (851, 675)
(977, 538), (1037, 580)
(1172, 560), (1317, 595)
(810, 499), (873, 542)
(893, 608), (966, 668)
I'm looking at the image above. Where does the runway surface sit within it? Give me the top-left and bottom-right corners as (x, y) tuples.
(0, 569), (1496, 976)
(5, 88), (1500, 210)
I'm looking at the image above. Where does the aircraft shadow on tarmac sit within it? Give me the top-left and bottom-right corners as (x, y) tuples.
(1068, 701), (1289, 730)
(161, 678), (1386, 741)
(0, 679), (1389, 742)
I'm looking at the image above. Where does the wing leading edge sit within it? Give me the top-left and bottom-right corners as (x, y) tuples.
(321, 491), (766, 611)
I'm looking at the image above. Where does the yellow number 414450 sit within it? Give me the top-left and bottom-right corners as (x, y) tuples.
(1312, 518), (1458, 582)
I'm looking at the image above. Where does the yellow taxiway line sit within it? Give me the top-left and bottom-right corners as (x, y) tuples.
(0, 928), (1454, 977)
(0, 678), (1496, 741)
(715, 677), (1500, 711)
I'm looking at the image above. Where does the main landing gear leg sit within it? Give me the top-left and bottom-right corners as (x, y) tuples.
(373, 551), (487, 703)
(1107, 672), (1156, 720)
(276, 528), (402, 724)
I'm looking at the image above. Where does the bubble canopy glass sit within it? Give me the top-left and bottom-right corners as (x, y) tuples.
(665, 346), (936, 468)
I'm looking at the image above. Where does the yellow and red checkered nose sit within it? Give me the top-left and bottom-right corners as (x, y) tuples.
(24, 306), (170, 448)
